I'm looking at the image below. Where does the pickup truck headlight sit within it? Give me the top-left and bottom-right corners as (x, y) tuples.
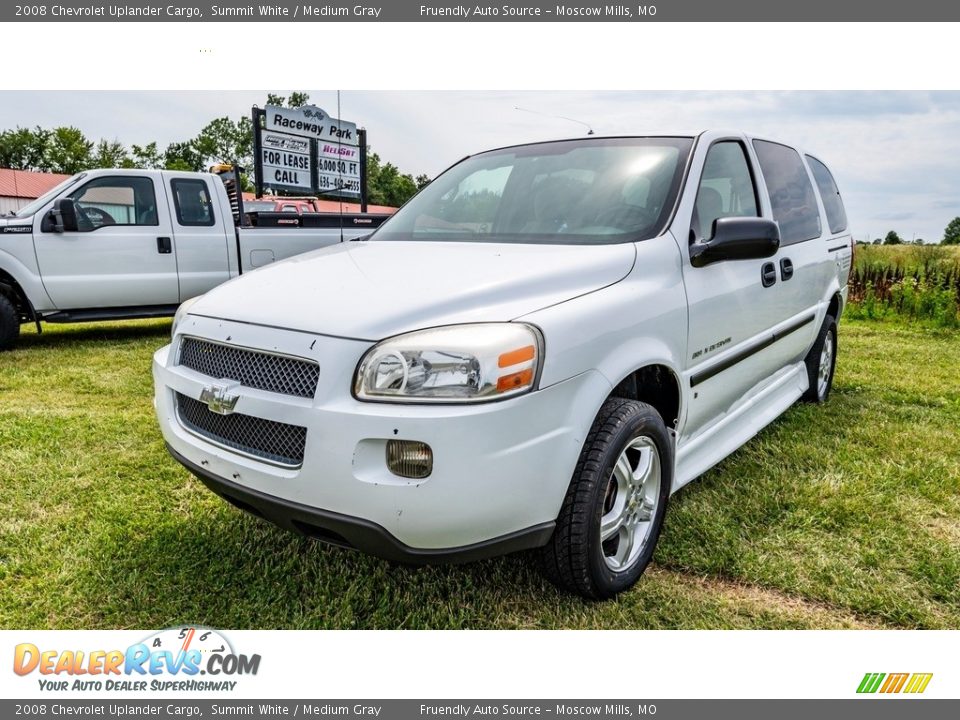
(354, 323), (542, 403)
(171, 296), (201, 340)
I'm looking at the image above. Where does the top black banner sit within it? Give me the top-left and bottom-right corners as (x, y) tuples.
(5, 0), (960, 22)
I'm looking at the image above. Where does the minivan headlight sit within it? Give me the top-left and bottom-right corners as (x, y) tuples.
(354, 323), (542, 403)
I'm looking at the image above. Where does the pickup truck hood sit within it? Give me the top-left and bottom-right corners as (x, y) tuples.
(190, 240), (636, 340)
(0, 216), (32, 230)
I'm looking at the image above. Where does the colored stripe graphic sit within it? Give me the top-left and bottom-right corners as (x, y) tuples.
(904, 673), (933, 694)
(857, 672), (932, 694)
(880, 673), (909, 693)
(857, 673), (885, 693)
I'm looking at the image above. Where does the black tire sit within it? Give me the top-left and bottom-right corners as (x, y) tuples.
(540, 398), (673, 599)
(0, 293), (19, 352)
(801, 314), (838, 403)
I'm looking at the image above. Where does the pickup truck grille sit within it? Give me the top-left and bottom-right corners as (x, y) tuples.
(176, 392), (307, 468)
(179, 337), (319, 399)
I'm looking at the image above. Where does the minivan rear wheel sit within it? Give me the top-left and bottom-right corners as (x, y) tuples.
(539, 398), (672, 599)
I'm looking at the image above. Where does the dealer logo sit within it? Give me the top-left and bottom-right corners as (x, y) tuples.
(13, 626), (261, 693)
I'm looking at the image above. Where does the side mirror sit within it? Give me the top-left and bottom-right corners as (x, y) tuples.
(51, 198), (81, 233)
(690, 217), (780, 268)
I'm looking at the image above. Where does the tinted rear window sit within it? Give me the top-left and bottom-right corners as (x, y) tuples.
(753, 140), (821, 244)
(806, 155), (848, 234)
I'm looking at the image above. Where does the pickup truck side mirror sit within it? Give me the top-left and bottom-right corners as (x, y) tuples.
(51, 198), (81, 233)
(689, 217), (780, 268)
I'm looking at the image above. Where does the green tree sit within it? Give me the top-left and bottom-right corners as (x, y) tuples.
(415, 174), (431, 190)
(193, 116), (253, 169)
(883, 230), (903, 245)
(943, 217), (960, 245)
(364, 150), (419, 207)
(128, 142), (164, 169)
(46, 126), (93, 174)
(287, 91), (310, 108)
(164, 141), (203, 172)
(0, 126), (51, 170)
(265, 92), (310, 108)
(91, 139), (128, 168)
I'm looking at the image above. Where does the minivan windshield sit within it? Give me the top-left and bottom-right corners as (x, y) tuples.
(373, 137), (694, 245)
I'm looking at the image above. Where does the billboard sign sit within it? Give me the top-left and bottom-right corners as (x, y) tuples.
(255, 104), (362, 198)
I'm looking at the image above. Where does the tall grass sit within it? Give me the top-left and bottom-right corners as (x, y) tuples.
(846, 245), (960, 328)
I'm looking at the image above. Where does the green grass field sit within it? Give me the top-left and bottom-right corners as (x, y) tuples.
(1, 317), (958, 629)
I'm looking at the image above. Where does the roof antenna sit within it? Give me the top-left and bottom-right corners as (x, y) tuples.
(515, 106), (595, 135)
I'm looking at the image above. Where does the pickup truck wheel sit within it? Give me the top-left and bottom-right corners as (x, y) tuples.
(802, 315), (837, 403)
(539, 398), (672, 599)
(0, 294), (20, 352)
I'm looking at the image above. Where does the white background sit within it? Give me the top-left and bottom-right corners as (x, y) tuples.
(1, 20), (957, 701)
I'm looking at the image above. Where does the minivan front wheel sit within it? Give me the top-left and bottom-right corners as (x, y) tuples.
(540, 398), (672, 599)
(802, 314), (837, 403)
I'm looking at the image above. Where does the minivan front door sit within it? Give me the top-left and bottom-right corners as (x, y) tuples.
(680, 139), (787, 442)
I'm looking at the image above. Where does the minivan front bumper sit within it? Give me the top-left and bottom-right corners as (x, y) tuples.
(153, 316), (610, 558)
(167, 443), (555, 564)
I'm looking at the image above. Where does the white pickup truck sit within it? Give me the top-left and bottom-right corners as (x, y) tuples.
(154, 131), (854, 598)
(0, 167), (388, 350)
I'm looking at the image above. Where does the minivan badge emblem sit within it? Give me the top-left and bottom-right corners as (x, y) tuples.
(199, 381), (241, 415)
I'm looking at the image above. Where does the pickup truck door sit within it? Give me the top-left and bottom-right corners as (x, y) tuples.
(679, 138), (798, 442)
(33, 174), (180, 309)
(161, 173), (233, 301)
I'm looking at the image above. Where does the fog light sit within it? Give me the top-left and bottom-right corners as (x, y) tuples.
(386, 440), (433, 479)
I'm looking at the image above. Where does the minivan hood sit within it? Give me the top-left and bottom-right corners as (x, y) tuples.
(191, 240), (636, 340)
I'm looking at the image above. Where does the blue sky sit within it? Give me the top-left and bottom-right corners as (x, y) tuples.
(2, 91), (958, 242)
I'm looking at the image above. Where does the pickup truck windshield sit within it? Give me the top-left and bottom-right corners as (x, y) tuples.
(374, 137), (693, 245)
(12, 174), (84, 218)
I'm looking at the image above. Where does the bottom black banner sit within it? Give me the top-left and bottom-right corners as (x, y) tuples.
(3, 700), (956, 720)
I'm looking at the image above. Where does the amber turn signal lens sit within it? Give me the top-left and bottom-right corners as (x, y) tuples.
(498, 345), (536, 368)
(496, 368), (533, 393)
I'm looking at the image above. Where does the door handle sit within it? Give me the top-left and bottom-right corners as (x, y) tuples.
(761, 262), (777, 288)
(157, 237), (172, 254)
(780, 258), (794, 281)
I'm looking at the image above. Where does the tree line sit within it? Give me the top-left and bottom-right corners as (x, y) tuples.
(860, 220), (960, 246)
(0, 92), (429, 208)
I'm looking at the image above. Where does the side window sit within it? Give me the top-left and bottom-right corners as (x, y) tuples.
(806, 155), (848, 234)
(693, 141), (759, 240)
(171, 179), (215, 227)
(753, 140), (822, 244)
(69, 176), (158, 230)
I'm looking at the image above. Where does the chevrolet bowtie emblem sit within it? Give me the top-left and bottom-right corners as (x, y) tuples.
(199, 381), (241, 415)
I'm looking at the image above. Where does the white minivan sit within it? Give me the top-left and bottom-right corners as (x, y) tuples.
(153, 131), (853, 598)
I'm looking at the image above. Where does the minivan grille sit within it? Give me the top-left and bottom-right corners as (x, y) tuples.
(176, 392), (307, 467)
(179, 337), (319, 399)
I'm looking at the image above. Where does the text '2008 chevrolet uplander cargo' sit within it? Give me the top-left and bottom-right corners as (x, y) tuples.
(153, 131), (853, 598)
